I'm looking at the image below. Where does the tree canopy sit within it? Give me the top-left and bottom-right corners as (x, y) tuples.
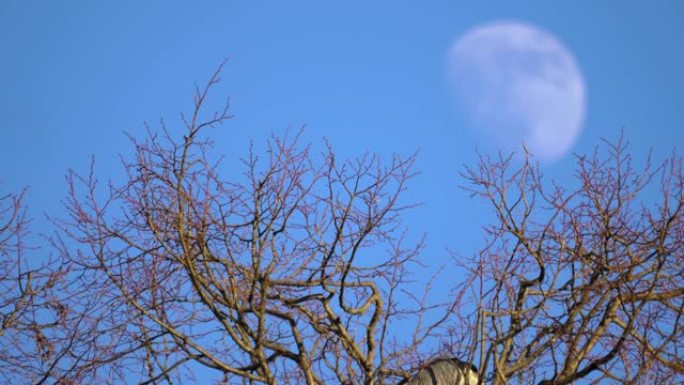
(1, 68), (682, 384)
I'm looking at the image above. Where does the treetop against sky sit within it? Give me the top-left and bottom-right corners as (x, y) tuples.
(1, 2), (682, 384)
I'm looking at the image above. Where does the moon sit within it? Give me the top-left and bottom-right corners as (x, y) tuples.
(447, 21), (586, 162)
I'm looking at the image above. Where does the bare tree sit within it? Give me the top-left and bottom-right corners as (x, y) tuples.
(0, 188), (74, 383)
(50, 64), (449, 385)
(4, 64), (682, 385)
(455, 142), (684, 384)
(0, 188), (37, 379)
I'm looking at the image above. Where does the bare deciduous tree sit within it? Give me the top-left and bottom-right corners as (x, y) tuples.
(0, 188), (73, 383)
(0, 188), (36, 379)
(454, 143), (684, 384)
(2, 65), (683, 385)
(51, 65), (446, 385)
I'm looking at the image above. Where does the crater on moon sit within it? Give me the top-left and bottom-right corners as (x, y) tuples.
(447, 21), (586, 162)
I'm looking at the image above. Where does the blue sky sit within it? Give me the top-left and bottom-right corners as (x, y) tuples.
(1, 0), (683, 310)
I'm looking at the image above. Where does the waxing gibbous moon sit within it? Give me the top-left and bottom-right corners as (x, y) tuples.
(447, 21), (586, 162)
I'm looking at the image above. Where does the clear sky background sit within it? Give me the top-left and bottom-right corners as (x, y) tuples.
(1, 0), (683, 342)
